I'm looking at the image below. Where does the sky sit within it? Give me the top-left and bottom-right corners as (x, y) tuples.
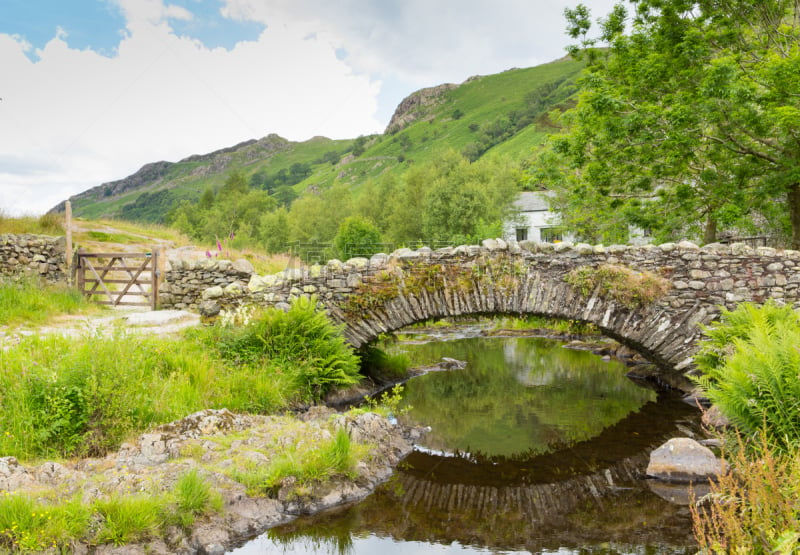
(0, 0), (619, 216)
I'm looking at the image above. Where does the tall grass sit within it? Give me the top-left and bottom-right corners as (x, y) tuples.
(0, 277), (94, 326)
(492, 315), (599, 335)
(0, 212), (64, 235)
(0, 331), (300, 459)
(0, 298), (361, 460)
(692, 433), (800, 554)
(0, 469), (222, 551)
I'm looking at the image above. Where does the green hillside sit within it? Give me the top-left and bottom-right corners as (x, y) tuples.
(57, 57), (583, 224)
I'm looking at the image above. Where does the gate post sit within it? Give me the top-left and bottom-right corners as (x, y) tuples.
(76, 248), (85, 296)
(65, 201), (73, 284)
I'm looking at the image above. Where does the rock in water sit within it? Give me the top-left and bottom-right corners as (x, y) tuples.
(646, 437), (729, 483)
(440, 357), (467, 370)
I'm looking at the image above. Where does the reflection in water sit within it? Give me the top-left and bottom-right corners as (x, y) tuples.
(229, 335), (701, 555)
(396, 336), (655, 459)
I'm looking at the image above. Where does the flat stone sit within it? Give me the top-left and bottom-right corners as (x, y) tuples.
(646, 438), (729, 483)
(124, 310), (197, 327)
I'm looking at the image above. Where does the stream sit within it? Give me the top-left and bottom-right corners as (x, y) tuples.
(230, 326), (702, 554)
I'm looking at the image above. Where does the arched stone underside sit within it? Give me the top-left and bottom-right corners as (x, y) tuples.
(162, 240), (800, 386)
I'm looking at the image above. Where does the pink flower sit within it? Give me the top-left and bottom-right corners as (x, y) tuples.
(205, 251), (212, 258)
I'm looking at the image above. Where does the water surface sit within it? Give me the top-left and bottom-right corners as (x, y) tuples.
(230, 334), (701, 554)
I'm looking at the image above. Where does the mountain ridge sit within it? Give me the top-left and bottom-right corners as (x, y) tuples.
(51, 57), (584, 223)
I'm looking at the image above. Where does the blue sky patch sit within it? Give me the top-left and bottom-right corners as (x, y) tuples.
(0, 0), (265, 61)
(160, 0), (265, 50)
(0, 0), (127, 60)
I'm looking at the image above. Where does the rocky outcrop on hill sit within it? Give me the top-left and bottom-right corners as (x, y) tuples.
(385, 83), (458, 133)
(48, 134), (293, 214)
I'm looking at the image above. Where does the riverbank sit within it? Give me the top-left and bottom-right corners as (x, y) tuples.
(0, 407), (424, 554)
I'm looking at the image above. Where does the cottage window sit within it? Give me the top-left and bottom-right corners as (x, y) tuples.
(515, 228), (529, 242)
(540, 228), (562, 243)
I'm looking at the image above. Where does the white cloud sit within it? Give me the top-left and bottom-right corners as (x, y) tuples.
(0, 0), (382, 215)
(222, 0), (620, 87)
(0, 0), (619, 216)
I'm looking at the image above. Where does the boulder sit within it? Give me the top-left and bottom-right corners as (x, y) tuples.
(646, 438), (729, 483)
(701, 405), (731, 430)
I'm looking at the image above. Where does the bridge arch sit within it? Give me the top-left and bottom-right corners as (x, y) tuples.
(165, 240), (800, 387)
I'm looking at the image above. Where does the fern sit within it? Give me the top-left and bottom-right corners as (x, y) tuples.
(693, 302), (800, 452)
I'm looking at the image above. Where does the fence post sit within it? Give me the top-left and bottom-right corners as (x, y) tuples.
(154, 246), (166, 310)
(65, 201), (72, 284)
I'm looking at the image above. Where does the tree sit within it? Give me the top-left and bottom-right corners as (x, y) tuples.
(220, 171), (249, 195)
(351, 135), (367, 157)
(534, 1), (800, 246)
(333, 216), (383, 259)
(259, 207), (290, 253)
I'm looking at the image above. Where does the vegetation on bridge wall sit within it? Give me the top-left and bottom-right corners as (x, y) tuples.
(564, 264), (672, 309)
(342, 253), (527, 317)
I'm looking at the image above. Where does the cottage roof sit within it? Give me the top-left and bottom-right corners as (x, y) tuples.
(513, 191), (552, 212)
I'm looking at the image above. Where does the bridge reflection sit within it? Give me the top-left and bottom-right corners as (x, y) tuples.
(270, 392), (701, 552)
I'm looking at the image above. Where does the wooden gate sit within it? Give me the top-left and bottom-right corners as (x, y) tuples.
(76, 250), (160, 309)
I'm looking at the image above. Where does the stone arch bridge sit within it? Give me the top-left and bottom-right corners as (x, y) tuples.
(160, 239), (800, 386)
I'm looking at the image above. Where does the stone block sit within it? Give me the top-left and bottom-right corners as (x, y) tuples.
(233, 258), (255, 274)
(202, 286), (224, 300)
(345, 257), (370, 270)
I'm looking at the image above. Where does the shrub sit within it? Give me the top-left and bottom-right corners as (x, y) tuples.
(333, 216), (383, 260)
(565, 264), (671, 308)
(202, 296), (361, 400)
(693, 302), (800, 451)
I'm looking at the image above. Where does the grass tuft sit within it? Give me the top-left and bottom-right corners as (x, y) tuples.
(173, 469), (223, 527)
(92, 495), (165, 546)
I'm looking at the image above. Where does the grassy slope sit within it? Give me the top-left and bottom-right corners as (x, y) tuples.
(71, 58), (583, 222)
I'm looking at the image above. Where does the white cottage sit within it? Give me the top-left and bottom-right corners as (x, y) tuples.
(503, 191), (653, 245)
(503, 191), (573, 243)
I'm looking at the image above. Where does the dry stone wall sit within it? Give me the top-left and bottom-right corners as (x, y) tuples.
(159, 239), (800, 385)
(158, 258), (255, 310)
(0, 234), (67, 282)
